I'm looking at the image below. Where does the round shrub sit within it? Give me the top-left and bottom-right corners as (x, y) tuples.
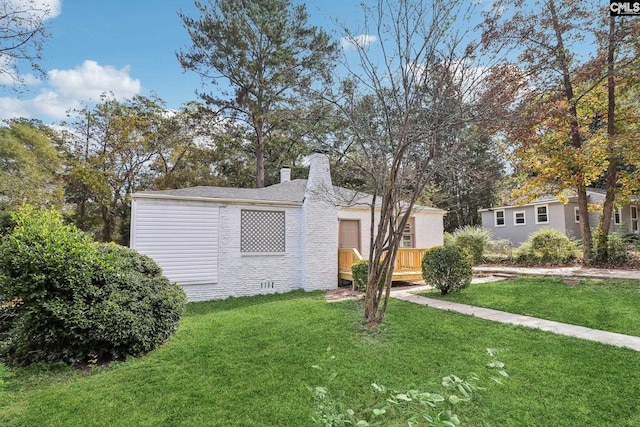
(421, 245), (472, 295)
(451, 226), (492, 265)
(0, 206), (186, 366)
(515, 228), (578, 265)
(88, 244), (187, 361)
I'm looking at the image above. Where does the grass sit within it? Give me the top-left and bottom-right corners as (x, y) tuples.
(419, 276), (640, 337)
(0, 289), (639, 426)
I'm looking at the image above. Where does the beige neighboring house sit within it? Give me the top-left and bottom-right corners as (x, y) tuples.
(130, 153), (445, 301)
(479, 189), (640, 246)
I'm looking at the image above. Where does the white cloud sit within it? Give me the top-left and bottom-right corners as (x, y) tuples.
(0, 60), (142, 121)
(4, 0), (62, 21)
(0, 97), (31, 120)
(341, 34), (377, 51)
(0, 56), (41, 85)
(48, 60), (141, 101)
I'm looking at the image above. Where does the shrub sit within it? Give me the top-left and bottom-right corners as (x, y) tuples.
(515, 228), (578, 265)
(0, 206), (186, 366)
(351, 259), (369, 291)
(593, 232), (629, 266)
(88, 244), (187, 361)
(623, 233), (640, 251)
(451, 225), (492, 264)
(421, 245), (472, 295)
(350, 259), (385, 292)
(443, 231), (455, 247)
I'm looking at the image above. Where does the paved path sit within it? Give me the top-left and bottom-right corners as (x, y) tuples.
(474, 265), (640, 281)
(390, 277), (640, 352)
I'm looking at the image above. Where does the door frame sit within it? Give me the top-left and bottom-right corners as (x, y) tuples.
(338, 219), (361, 253)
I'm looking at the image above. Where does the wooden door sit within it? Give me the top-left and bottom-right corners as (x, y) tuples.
(339, 220), (360, 252)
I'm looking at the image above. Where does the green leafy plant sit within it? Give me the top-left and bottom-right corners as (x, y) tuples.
(515, 228), (578, 265)
(0, 206), (186, 366)
(451, 226), (493, 264)
(309, 348), (507, 426)
(421, 246), (473, 295)
(351, 259), (370, 292)
(593, 232), (628, 266)
(351, 259), (386, 292)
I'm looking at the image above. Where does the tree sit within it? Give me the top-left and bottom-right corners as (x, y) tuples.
(480, 0), (603, 263)
(61, 95), (166, 243)
(588, 16), (640, 262)
(330, 0), (486, 325)
(0, 118), (64, 213)
(480, 1), (640, 264)
(0, 0), (55, 90)
(431, 130), (504, 231)
(177, 0), (339, 188)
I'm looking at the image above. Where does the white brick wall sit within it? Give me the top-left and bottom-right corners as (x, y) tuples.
(301, 153), (338, 291)
(217, 204), (304, 299)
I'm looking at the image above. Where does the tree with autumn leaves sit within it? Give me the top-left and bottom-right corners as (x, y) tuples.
(479, 0), (640, 264)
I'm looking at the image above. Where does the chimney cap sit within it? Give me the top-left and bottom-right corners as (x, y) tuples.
(280, 166), (291, 183)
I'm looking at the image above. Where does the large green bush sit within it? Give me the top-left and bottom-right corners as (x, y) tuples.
(515, 228), (578, 265)
(421, 245), (472, 295)
(451, 225), (492, 264)
(0, 206), (186, 366)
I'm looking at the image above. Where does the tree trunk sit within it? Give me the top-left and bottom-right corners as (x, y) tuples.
(596, 16), (618, 263)
(577, 183), (592, 264)
(101, 205), (113, 242)
(254, 116), (266, 188)
(549, 1), (592, 263)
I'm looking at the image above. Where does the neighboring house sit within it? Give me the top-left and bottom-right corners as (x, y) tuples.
(130, 153), (445, 301)
(480, 189), (640, 246)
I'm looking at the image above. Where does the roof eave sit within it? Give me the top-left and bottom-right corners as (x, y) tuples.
(131, 192), (303, 207)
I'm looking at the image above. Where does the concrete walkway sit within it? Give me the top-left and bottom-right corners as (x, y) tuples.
(390, 276), (640, 352)
(474, 265), (640, 281)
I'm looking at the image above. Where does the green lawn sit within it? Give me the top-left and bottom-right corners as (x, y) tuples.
(419, 276), (640, 337)
(1, 290), (640, 426)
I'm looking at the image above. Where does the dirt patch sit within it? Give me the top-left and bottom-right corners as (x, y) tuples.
(325, 288), (364, 303)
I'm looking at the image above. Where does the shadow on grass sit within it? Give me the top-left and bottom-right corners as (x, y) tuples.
(183, 289), (325, 317)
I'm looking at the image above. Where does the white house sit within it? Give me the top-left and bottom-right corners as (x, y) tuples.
(130, 153), (445, 301)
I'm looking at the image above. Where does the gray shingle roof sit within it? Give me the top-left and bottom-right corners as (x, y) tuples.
(133, 179), (445, 213)
(133, 179), (308, 203)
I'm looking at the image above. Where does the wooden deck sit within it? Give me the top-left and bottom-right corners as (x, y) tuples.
(338, 248), (427, 282)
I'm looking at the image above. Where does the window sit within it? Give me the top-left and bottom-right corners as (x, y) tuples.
(614, 208), (622, 225)
(535, 204), (549, 224)
(631, 206), (638, 233)
(574, 207), (580, 223)
(241, 210), (285, 253)
(494, 210), (505, 227)
(513, 211), (526, 226)
(400, 218), (415, 248)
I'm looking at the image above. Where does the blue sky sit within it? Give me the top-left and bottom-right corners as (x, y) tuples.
(0, 0), (369, 123)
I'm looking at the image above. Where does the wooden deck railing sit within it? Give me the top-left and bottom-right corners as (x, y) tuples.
(338, 248), (364, 273)
(338, 248), (427, 282)
(393, 248), (427, 271)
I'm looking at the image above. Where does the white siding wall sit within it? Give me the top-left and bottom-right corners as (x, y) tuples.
(131, 198), (219, 301)
(337, 207), (444, 256)
(413, 210), (445, 247)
